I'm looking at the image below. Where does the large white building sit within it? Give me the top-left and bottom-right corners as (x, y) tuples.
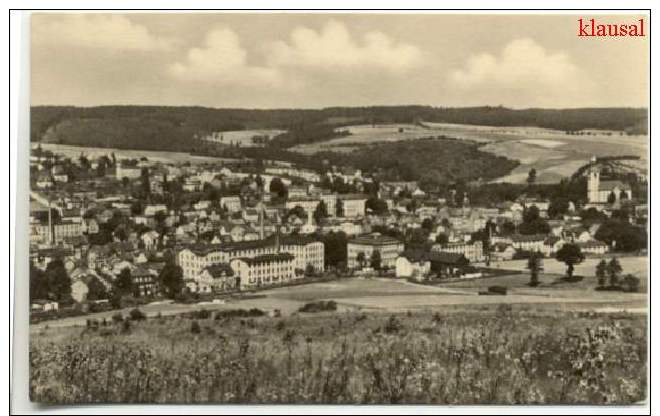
(177, 235), (324, 280)
(587, 163), (632, 204)
(230, 253), (297, 290)
(347, 233), (404, 270)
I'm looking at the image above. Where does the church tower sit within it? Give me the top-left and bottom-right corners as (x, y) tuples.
(587, 157), (600, 203)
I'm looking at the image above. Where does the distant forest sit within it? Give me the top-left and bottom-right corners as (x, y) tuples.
(31, 105), (648, 152)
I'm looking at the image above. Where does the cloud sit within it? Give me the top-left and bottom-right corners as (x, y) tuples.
(32, 14), (171, 51)
(266, 20), (422, 73)
(168, 28), (282, 86)
(449, 38), (595, 106)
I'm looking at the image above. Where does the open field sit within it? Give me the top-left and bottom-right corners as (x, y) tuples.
(292, 122), (648, 184)
(201, 129), (286, 147)
(32, 257), (647, 330)
(29, 306), (647, 404)
(38, 143), (238, 165)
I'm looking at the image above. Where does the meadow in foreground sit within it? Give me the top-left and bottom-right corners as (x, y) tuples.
(30, 306), (646, 405)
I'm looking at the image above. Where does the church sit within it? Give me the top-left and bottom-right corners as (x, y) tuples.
(587, 160), (632, 204)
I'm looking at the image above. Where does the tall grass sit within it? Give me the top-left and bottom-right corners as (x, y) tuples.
(30, 309), (646, 404)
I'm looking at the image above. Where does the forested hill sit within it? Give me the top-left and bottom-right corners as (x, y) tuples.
(31, 105), (647, 152)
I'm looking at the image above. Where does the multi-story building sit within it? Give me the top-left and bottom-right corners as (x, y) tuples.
(338, 194), (368, 218)
(30, 219), (83, 245)
(431, 240), (484, 262)
(219, 196), (242, 213)
(116, 164), (142, 180)
(177, 236), (324, 279)
(230, 253), (297, 290)
(347, 233), (404, 270)
(189, 264), (237, 294)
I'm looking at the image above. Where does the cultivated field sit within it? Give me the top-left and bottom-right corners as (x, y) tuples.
(29, 306), (647, 404)
(292, 122), (648, 184)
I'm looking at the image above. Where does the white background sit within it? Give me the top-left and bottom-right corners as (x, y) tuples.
(7, 3), (656, 414)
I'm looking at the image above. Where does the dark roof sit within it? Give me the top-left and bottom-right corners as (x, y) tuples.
(350, 233), (402, 246)
(399, 249), (431, 263)
(511, 234), (547, 243)
(236, 253), (294, 265)
(337, 193), (369, 201)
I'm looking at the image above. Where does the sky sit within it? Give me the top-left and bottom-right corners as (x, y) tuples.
(30, 13), (649, 109)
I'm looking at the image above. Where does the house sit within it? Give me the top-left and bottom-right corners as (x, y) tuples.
(190, 264), (237, 294)
(491, 243), (516, 261)
(577, 240), (609, 255)
(338, 194), (368, 218)
(510, 234), (547, 253)
(347, 233), (405, 270)
(219, 196), (242, 213)
(183, 177), (202, 192)
(395, 250), (431, 280)
(31, 300), (59, 312)
(141, 230), (160, 251)
(131, 267), (158, 297)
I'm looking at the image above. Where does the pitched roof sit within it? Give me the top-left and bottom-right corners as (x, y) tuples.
(350, 233), (402, 246)
(600, 180), (631, 191)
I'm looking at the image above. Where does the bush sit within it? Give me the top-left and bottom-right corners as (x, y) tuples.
(111, 313), (124, 323)
(384, 315), (403, 334)
(488, 286), (508, 295)
(190, 321), (201, 334)
(212, 308), (265, 320)
(129, 308), (147, 321)
(623, 274), (641, 292)
(298, 301), (338, 313)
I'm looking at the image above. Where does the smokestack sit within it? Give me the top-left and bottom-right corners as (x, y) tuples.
(259, 203), (264, 240)
(48, 199), (53, 246)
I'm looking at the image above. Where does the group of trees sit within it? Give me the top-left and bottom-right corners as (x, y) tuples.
(29, 260), (72, 304)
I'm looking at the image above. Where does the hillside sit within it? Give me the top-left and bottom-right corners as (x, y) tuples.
(31, 105), (647, 152)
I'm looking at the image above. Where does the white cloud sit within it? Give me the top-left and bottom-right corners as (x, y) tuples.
(449, 38), (595, 106)
(266, 20), (422, 73)
(168, 28), (282, 86)
(32, 14), (171, 51)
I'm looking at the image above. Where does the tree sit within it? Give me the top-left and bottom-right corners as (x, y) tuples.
(421, 218), (434, 232)
(370, 250), (382, 271)
(313, 200), (328, 224)
(45, 259), (72, 303)
(320, 231), (348, 270)
(159, 261), (184, 299)
(606, 257), (623, 287)
(595, 259), (607, 288)
(607, 191), (617, 204)
(356, 252), (366, 269)
(29, 262), (48, 302)
(527, 168), (537, 185)
(548, 197), (570, 219)
(113, 267), (134, 296)
(366, 197), (388, 215)
(86, 277), (108, 301)
(555, 243), (585, 279)
(519, 206), (550, 235)
(269, 177), (288, 199)
(622, 274), (640, 292)
(121, 177), (130, 188)
(435, 233), (449, 246)
(527, 251), (543, 287)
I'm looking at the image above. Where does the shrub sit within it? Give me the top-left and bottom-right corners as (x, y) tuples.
(384, 315), (403, 334)
(121, 319), (131, 334)
(488, 285), (507, 295)
(298, 300), (338, 313)
(623, 274), (641, 292)
(190, 320), (201, 334)
(129, 308), (146, 321)
(111, 313), (124, 323)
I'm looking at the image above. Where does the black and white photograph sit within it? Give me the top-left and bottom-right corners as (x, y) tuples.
(10, 9), (651, 412)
